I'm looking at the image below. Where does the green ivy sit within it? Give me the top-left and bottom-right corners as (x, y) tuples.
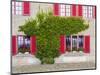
(19, 10), (89, 64)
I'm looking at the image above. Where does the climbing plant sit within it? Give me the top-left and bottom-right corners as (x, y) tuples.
(19, 10), (89, 64)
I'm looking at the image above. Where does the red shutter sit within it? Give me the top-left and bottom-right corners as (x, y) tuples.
(93, 6), (96, 19)
(84, 36), (90, 53)
(53, 3), (59, 16)
(72, 5), (76, 16)
(30, 36), (36, 54)
(23, 2), (30, 16)
(78, 5), (82, 16)
(12, 36), (17, 55)
(60, 35), (65, 54)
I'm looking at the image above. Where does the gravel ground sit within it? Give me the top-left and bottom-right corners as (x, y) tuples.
(12, 62), (95, 74)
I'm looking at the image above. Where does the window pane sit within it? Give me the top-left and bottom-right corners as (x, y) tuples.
(60, 4), (65, 8)
(16, 2), (19, 6)
(12, 2), (23, 15)
(19, 11), (22, 15)
(18, 7), (22, 10)
(16, 6), (19, 10)
(66, 12), (70, 16)
(66, 5), (71, 16)
(72, 36), (77, 50)
(60, 12), (65, 16)
(18, 36), (24, 48)
(66, 5), (70, 9)
(66, 36), (71, 50)
(60, 8), (65, 13)
(16, 11), (19, 15)
(18, 2), (22, 6)
(24, 36), (30, 48)
(18, 36), (30, 53)
(78, 36), (83, 48)
(83, 6), (88, 18)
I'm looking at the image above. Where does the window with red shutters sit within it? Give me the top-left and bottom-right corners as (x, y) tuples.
(12, 1), (30, 16)
(17, 35), (30, 53)
(65, 35), (90, 53)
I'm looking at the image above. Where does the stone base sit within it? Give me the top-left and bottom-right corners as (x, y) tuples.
(12, 52), (41, 66)
(54, 52), (95, 63)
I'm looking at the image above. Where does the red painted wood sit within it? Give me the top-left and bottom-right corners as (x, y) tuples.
(23, 2), (30, 16)
(53, 3), (59, 16)
(84, 36), (90, 53)
(60, 35), (65, 54)
(30, 36), (36, 54)
(78, 5), (82, 16)
(93, 6), (96, 19)
(12, 36), (17, 55)
(72, 5), (76, 16)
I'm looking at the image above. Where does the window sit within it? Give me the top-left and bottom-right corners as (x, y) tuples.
(83, 6), (93, 18)
(60, 4), (71, 16)
(12, 1), (23, 15)
(18, 36), (30, 53)
(66, 36), (84, 52)
(65, 5), (71, 16)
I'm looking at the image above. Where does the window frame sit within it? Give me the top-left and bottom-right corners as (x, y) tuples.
(66, 35), (84, 52)
(12, 1), (23, 15)
(83, 6), (93, 18)
(59, 4), (71, 16)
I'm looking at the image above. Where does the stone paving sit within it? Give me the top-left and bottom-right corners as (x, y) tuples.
(12, 62), (96, 74)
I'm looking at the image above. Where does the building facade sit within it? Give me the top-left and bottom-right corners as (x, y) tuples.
(12, 1), (96, 62)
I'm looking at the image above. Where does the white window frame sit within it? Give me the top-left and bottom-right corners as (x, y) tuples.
(83, 6), (93, 18)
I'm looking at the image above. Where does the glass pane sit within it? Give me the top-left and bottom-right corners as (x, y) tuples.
(24, 36), (30, 49)
(60, 12), (65, 16)
(66, 36), (71, 51)
(60, 8), (65, 13)
(19, 11), (22, 15)
(18, 2), (22, 6)
(66, 12), (70, 16)
(16, 11), (19, 15)
(78, 36), (83, 48)
(66, 5), (70, 9)
(18, 6), (22, 10)
(18, 36), (24, 48)
(60, 4), (65, 8)
(72, 36), (77, 51)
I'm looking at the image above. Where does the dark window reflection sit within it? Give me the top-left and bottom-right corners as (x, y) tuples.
(18, 35), (30, 53)
(72, 36), (77, 48)
(66, 36), (71, 50)
(78, 36), (83, 48)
